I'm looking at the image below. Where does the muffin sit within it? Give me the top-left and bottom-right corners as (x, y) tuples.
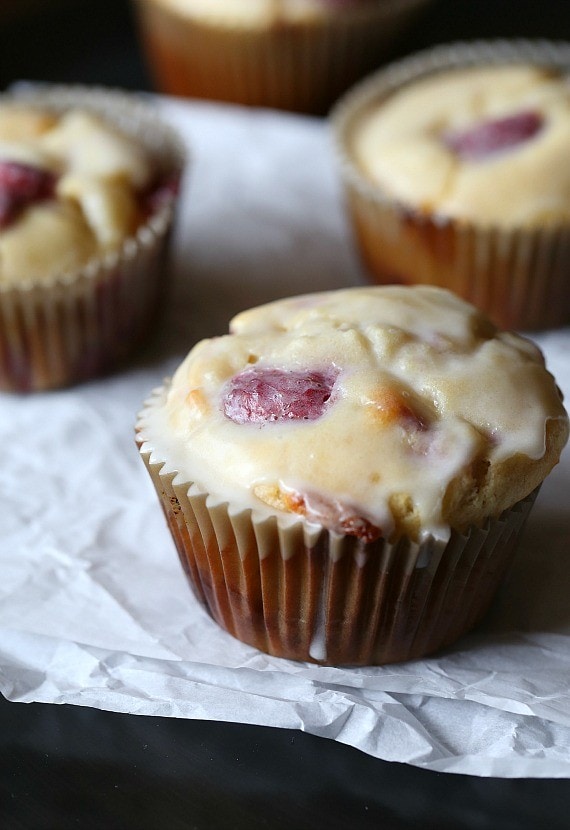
(0, 86), (185, 393)
(133, 0), (433, 114)
(331, 40), (570, 330)
(136, 285), (569, 666)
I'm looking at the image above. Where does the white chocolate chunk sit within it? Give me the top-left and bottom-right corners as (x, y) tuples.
(58, 175), (139, 250)
(0, 202), (97, 284)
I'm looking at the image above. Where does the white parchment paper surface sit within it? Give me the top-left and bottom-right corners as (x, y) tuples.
(1, 96), (570, 778)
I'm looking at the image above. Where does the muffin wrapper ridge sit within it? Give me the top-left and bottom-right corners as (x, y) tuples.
(331, 39), (570, 331)
(137, 386), (539, 667)
(134, 0), (432, 114)
(0, 85), (185, 393)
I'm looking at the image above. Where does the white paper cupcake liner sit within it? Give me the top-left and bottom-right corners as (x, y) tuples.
(136, 383), (539, 666)
(331, 39), (570, 330)
(134, 0), (433, 113)
(0, 85), (185, 392)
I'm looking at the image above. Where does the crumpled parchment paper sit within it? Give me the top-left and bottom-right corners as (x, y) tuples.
(1, 95), (569, 778)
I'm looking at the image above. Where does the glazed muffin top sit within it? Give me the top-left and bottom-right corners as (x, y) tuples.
(155, 0), (376, 27)
(350, 64), (570, 228)
(0, 104), (155, 285)
(142, 285), (569, 543)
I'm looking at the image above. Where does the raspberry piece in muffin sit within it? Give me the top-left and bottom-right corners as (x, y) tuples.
(223, 367), (337, 425)
(0, 161), (57, 228)
(253, 482), (382, 541)
(444, 110), (544, 161)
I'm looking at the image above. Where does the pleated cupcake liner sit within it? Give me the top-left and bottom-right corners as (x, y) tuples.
(134, 0), (433, 114)
(137, 383), (539, 666)
(331, 39), (570, 331)
(0, 85), (186, 392)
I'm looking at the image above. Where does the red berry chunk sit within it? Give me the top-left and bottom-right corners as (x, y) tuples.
(223, 367), (337, 425)
(0, 161), (57, 228)
(299, 490), (382, 542)
(444, 110), (544, 161)
(339, 514), (381, 543)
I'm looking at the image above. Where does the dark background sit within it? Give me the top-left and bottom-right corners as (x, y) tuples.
(2, 0), (570, 94)
(2, 1), (570, 827)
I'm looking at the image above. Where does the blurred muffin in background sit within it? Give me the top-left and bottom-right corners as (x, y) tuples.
(132, 0), (433, 114)
(0, 86), (185, 393)
(331, 40), (570, 330)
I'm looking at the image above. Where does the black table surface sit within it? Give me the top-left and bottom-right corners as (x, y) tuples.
(2, 1), (570, 827)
